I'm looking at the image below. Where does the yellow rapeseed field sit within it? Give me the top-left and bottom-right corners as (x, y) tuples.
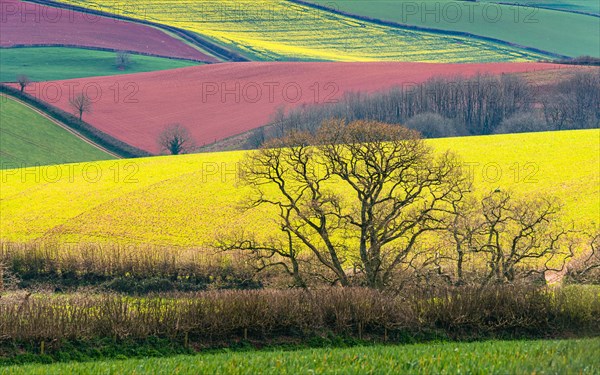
(1, 130), (598, 247)
(59, 0), (548, 62)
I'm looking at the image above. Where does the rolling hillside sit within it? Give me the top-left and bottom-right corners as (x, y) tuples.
(0, 0), (216, 62)
(306, 0), (600, 58)
(477, 0), (600, 15)
(0, 95), (114, 168)
(1, 129), (597, 246)
(56, 0), (550, 62)
(0, 47), (201, 82)
(20, 61), (565, 153)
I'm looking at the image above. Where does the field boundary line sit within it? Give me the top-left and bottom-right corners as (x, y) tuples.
(0, 44), (209, 64)
(491, 1), (599, 18)
(288, 0), (570, 60)
(26, 0), (250, 62)
(1, 93), (121, 158)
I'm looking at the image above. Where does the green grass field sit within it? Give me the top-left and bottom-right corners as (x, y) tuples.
(1, 129), (597, 246)
(306, 0), (600, 58)
(0, 96), (114, 169)
(4, 338), (599, 374)
(478, 0), (600, 15)
(0, 47), (200, 82)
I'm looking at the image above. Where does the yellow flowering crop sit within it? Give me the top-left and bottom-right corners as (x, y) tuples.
(58, 0), (548, 62)
(1, 130), (597, 247)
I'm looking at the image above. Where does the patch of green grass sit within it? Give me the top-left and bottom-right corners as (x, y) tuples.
(306, 0), (600, 57)
(478, 0), (599, 15)
(4, 338), (599, 374)
(0, 47), (200, 82)
(0, 96), (113, 168)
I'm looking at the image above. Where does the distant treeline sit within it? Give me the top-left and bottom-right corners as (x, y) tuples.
(552, 56), (600, 66)
(246, 70), (600, 148)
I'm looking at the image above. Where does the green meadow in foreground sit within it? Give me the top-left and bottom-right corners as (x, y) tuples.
(306, 0), (600, 57)
(4, 338), (599, 374)
(0, 47), (199, 82)
(0, 96), (113, 168)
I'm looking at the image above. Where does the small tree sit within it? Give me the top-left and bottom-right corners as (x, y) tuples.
(116, 51), (131, 70)
(158, 124), (195, 155)
(16, 75), (31, 93)
(69, 93), (92, 121)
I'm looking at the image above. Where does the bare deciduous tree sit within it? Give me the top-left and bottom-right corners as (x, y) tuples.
(443, 190), (576, 285)
(16, 74), (31, 93)
(69, 93), (92, 121)
(219, 119), (468, 289)
(565, 231), (600, 284)
(543, 71), (600, 130)
(158, 124), (195, 155)
(116, 51), (131, 70)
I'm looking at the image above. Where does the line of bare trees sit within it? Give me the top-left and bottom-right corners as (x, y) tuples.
(220, 120), (596, 290)
(247, 71), (600, 148)
(541, 72), (600, 130)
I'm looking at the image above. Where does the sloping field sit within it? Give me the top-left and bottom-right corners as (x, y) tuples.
(306, 0), (600, 58)
(24, 62), (565, 153)
(0, 0), (216, 62)
(0, 47), (200, 82)
(1, 129), (597, 246)
(57, 0), (550, 62)
(478, 0), (600, 15)
(0, 95), (114, 169)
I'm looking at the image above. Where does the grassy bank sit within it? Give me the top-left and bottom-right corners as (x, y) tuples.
(3, 338), (599, 374)
(0, 96), (114, 168)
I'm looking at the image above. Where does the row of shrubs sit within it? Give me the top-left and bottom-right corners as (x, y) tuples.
(0, 241), (258, 293)
(0, 85), (151, 159)
(0, 286), (598, 346)
(2, 238), (599, 294)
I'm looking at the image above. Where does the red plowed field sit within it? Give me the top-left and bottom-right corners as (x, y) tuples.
(0, 0), (216, 62)
(27, 62), (565, 153)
